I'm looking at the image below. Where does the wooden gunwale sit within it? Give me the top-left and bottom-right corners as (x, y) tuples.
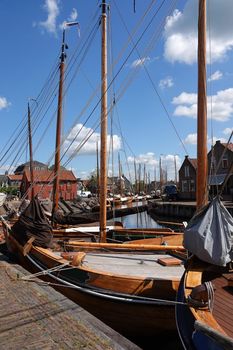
(184, 268), (227, 335)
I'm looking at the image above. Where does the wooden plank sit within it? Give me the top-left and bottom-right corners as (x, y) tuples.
(66, 241), (185, 251)
(157, 257), (182, 266)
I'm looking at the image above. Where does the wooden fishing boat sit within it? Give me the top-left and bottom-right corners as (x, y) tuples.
(2, 199), (185, 342)
(175, 1), (233, 349)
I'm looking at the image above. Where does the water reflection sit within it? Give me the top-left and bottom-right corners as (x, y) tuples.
(113, 211), (161, 229)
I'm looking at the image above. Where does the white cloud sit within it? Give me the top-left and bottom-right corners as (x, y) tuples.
(130, 57), (150, 68)
(210, 136), (227, 144)
(68, 8), (78, 21)
(0, 97), (10, 110)
(208, 70), (223, 82)
(159, 76), (174, 89)
(183, 133), (227, 146)
(38, 0), (60, 34)
(60, 8), (78, 30)
(64, 123), (121, 156)
(183, 133), (197, 145)
(223, 127), (233, 135)
(127, 153), (181, 181)
(172, 92), (197, 105)
(128, 152), (157, 166)
(164, 0), (233, 64)
(173, 88), (233, 122)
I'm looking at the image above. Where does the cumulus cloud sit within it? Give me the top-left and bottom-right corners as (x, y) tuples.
(0, 97), (10, 110)
(183, 133), (197, 145)
(127, 153), (181, 181)
(173, 88), (233, 122)
(208, 70), (223, 82)
(37, 0), (60, 34)
(164, 0), (233, 64)
(159, 76), (174, 89)
(222, 127), (233, 135)
(64, 123), (121, 156)
(183, 133), (227, 145)
(128, 152), (157, 166)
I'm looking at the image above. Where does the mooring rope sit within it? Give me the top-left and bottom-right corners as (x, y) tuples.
(20, 262), (71, 281)
(20, 254), (187, 307)
(205, 281), (214, 312)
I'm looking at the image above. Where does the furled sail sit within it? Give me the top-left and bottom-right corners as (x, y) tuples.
(12, 196), (53, 248)
(184, 196), (233, 266)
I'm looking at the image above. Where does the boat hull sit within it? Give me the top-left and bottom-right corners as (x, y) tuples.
(10, 242), (178, 342)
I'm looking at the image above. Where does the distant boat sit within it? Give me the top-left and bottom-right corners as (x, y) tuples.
(175, 1), (233, 349)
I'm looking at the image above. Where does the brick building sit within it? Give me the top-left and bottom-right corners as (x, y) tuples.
(179, 140), (233, 201)
(20, 169), (77, 201)
(179, 156), (197, 200)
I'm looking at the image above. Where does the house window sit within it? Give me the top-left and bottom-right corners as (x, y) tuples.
(184, 166), (190, 177)
(190, 180), (195, 192)
(222, 156), (228, 169)
(182, 180), (188, 192)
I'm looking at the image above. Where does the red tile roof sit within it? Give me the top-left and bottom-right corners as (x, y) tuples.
(8, 174), (23, 181)
(23, 169), (77, 183)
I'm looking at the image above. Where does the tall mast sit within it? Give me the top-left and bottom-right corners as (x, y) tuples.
(138, 163), (141, 193)
(96, 141), (100, 199)
(197, 0), (207, 210)
(52, 28), (66, 219)
(99, 0), (108, 242)
(174, 155), (177, 184)
(159, 156), (163, 188)
(27, 101), (34, 199)
(118, 153), (122, 196)
(143, 164), (146, 193)
(134, 158), (137, 194)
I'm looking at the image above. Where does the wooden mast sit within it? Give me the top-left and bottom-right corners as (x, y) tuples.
(27, 101), (34, 199)
(159, 156), (163, 188)
(96, 141), (100, 200)
(118, 153), (122, 196)
(52, 28), (66, 220)
(99, 0), (108, 242)
(174, 155), (177, 184)
(196, 0), (208, 211)
(134, 158), (137, 194)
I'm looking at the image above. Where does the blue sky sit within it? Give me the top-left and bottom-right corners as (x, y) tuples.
(0, 0), (232, 182)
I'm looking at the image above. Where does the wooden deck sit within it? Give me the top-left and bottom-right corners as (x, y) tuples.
(0, 251), (140, 350)
(82, 252), (184, 279)
(212, 274), (233, 338)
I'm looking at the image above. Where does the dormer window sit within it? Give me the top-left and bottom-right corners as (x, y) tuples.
(222, 156), (228, 169)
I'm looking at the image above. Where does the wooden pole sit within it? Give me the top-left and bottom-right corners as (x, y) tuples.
(96, 141), (100, 199)
(52, 29), (66, 219)
(27, 102), (34, 199)
(159, 156), (163, 188)
(65, 241), (185, 251)
(99, 0), (108, 242)
(197, 0), (208, 211)
(134, 158), (137, 194)
(118, 153), (122, 196)
(174, 155), (177, 184)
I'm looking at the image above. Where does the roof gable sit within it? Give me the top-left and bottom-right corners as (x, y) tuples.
(23, 169), (77, 182)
